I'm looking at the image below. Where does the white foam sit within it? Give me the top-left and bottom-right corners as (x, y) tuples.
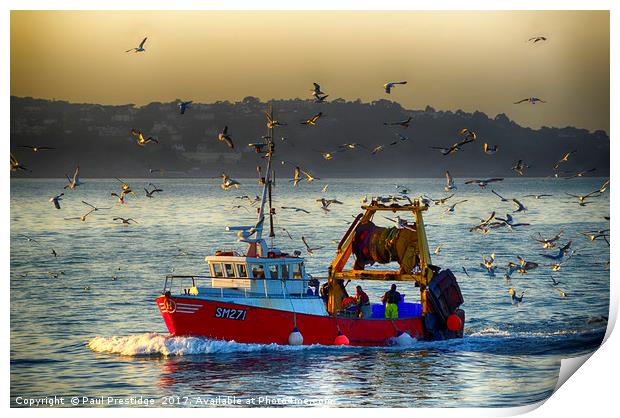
(88, 333), (342, 356)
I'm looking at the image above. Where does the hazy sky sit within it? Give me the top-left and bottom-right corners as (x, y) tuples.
(11, 10), (609, 131)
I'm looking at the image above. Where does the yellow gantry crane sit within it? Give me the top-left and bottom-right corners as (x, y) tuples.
(327, 198), (435, 315)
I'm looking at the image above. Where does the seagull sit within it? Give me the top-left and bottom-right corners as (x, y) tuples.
(301, 236), (323, 255)
(564, 168), (596, 179)
(64, 165), (81, 190)
(301, 169), (319, 182)
(221, 173), (241, 190)
(470, 211), (496, 234)
(480, 253), (497, 275)
(322, 184), (329, 193)
(126, 37), (147, 53)
(553, 150), (577, 169)
(301, 112), (323, 126)
(217, 126), (235, 149)
(444, 200), (468, 213)
(580, 230), (610, 243)
(494, 214), (530, 230)
(598, 179), (610, 193)
(483, 143), (498, 155)
(113, 217), (138, 225)
(514, 97), (546, 104)
(524, 194), (552, 199)
(383, 116), (413, 128)
(427, 194), (455, 205)
(512, 198), (527, 213)
(458, 128), (477, 142)
(434, 245), (442, 255)
(281, 206), (310, 214)
(178, 101), (192, 115)
(279, 227), (294, 240)
(516, 256), (539, 273)
(291, 166), (302, 187)
(111, 190), (131, 205)
(512, 160), (530, 176)
(371, 145), (385, 155)
(17, 234), (41, 245)
(540, 241), (572, 261)
(549, 276), (563, 286)
(311, 82), (325, 97)
(64, 208), (96, 222)
(461, 267), (470, 277)
(465, 178), (504, 188)
(131, 129), (159, 146)
(444, 171), (457, 192)
(10, 153), (31, 172)
(82, 200), (111, 212)
(317, 150), (337, 160)
(509, 288), (525, 304)
(564, 190), (601, 205)
(383, 81), (407, 94)
(265, 111), (287, 129)
(430, 136), (475, 156)
(49, 193), (64, 209)
(383, 216), (416, 232)
(18, 145), (55, 152)
(533, 230), (564, 249)
(555, 288), (568, 298)
(528, 36), (547, 43)
(316, 198), (342, 213)
(51, 249), (58, 258)
(491, 190), (508, 202)
(314, 94), (329, 103)
(145, 185), (163, 198)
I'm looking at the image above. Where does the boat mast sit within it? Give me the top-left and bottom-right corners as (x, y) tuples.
(254, 104), (275, 247)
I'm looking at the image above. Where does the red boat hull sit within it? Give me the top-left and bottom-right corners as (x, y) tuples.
(156, 296), (425, 346)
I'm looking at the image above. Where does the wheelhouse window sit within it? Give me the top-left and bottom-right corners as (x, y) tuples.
(250, 264), (265, 278)
(292, 263), (302, 279)
(281, 264), (289, 279)
(236, 263), (248, 278)
(212, 263), (224, 277)
(224, 263), (235, 277)
(269, 264), (279, 279)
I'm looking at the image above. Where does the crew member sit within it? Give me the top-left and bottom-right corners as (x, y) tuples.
(355, 285), (371, 318)
(382, 284), (401, 319)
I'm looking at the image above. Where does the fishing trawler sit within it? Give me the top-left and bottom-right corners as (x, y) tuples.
(156, 107), (465, 346)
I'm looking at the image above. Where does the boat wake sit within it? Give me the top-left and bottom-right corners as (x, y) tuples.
(87, 333), (350, 357)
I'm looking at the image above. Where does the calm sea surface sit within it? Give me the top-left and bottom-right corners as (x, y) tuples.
(10, 177), (609, 407)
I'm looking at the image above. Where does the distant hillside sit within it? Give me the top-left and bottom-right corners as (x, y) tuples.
(10, 96), (609, 178)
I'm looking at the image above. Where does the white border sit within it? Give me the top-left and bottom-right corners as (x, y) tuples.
(3, 1), (617, 417)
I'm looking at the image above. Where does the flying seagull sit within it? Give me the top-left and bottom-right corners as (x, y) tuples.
(178, 101), (192, 115)
(281, 206), (310, 214)
(18, 145), (55, 152)
(301, 236), (323, 255)
(383, 116), (413, 128)
(383, 81), (407, 94)
(130, 129), (159, 147)
(217, 126), (235, 149)
(512, 160), (530, 176)
(483, 143), (498, 155)
(553, 150), (577, 169)
(49, 193), (64, 209)
(11, 153), (31, 172)
(444, 171), (457, 192)
(126, 37), (147, 53)
(528, 36), (547, 43)
(113, 217), (138, 225)
(514, 97), (546, 104)
(301, 112), (323, 126)
(465, 178), (504, 188)
(64, 165), (81, 190)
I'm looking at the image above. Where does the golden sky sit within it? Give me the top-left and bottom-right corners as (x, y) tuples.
(10, 10), (609, 131)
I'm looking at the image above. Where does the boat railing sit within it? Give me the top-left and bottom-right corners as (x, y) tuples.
(162, 274), (321, 299)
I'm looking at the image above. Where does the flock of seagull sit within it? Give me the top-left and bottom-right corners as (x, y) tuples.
(11, 34), (609, 308)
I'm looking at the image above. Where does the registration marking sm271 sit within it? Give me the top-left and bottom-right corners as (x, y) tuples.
(215, 307), (248, 320)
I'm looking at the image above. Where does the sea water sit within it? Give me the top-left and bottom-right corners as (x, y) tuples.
(10, 177), (609, 407)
